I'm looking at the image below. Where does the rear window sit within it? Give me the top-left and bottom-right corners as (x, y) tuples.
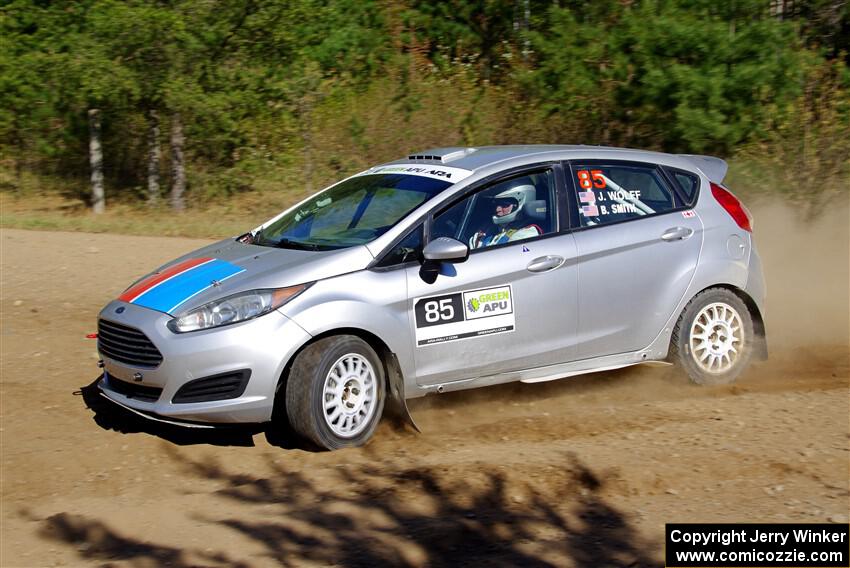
(571, 164), (677, 228)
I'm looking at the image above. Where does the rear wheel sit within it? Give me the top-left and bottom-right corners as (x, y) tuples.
(285, 335), (385, 450)
(670, 288), (754, 385)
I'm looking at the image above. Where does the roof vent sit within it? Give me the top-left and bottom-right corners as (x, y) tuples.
(407, 147), (476, 164)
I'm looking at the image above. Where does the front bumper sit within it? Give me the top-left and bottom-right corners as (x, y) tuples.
(97, 300), (312, 423)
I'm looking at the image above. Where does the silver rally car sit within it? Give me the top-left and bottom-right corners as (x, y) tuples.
(97, 145), (767, 449)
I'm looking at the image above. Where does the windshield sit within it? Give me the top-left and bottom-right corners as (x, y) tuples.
(253, 174), (452, 250)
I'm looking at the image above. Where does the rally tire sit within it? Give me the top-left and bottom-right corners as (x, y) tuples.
(285, 335), (385, 450)
(670, 288), (754, 385)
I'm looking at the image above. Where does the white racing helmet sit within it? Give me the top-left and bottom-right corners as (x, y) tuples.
(491, 184), (536, 225)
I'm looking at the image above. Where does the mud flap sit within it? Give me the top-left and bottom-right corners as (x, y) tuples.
(384, 353), (420, 433)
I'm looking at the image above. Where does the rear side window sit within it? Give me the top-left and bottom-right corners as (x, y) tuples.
(571, 164), (676, 228)
(669, 169), (700, 205)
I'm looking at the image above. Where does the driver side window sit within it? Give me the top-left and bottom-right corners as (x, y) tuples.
(431, 169), (556, 249)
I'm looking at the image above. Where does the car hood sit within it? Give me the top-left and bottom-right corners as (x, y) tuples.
(117, 238), (374, 316)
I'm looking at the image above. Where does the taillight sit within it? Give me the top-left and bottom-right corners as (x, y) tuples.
(710, 182), (752, 232)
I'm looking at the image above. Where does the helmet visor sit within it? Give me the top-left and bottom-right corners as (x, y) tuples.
(492, 197), (518, 209)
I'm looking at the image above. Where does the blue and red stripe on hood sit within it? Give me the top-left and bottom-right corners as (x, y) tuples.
(119, 257), (245, 315)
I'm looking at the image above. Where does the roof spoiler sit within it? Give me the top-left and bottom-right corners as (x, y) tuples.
(679, 154), (728, 184)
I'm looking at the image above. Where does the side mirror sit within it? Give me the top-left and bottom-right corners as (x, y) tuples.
(422, 237), (469, 263)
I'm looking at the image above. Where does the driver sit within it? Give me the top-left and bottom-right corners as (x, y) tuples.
(469, 184), (542, 249)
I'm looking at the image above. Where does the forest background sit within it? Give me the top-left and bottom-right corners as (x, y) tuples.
(1, 0), (848, 237)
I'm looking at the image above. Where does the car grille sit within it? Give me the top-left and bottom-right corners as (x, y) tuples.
(104, 374), (163, 402)
(98, 319), (163, 368)
(172, 370), (251, 404)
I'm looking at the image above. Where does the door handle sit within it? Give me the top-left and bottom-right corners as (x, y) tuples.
(661, 227), (694, 241)
(527, 255), (564, 273)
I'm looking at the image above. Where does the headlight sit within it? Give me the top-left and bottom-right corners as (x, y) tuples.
(167, 284), (309, 333)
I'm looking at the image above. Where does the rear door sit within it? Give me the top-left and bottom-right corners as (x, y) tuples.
(406, 166), (579, 386)
(567, 161), (703, 359)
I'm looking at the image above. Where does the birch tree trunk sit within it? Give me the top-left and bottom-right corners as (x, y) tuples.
(298, 99), (314, 195)
(147, 109), (161, 204)
(170, 112), (186, 211)
(88, 108), (105, 214)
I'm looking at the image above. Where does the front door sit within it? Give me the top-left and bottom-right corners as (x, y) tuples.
(406, 167), (579, 386)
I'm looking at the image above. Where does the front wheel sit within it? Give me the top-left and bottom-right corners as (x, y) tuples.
(285, 335), (385, 450)
(670, 288), (754, 385)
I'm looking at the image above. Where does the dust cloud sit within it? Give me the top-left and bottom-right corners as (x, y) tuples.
(749, 196), (849, 349)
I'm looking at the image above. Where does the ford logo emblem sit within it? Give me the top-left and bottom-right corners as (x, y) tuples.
(115, 307), (125, 314)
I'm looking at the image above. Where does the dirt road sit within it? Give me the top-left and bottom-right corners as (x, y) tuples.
(1, 201), (848, 567)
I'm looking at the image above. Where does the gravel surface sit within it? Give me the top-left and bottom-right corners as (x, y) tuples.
(1, 200), (847, 567)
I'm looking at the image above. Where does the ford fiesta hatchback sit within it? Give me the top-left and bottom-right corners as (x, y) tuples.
(96, 146), (767, 449)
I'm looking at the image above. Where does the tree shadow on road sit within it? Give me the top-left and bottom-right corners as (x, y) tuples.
(38, 446), (660, 567)
(37, 511), (251, 568)
(198, 450), (659, 567)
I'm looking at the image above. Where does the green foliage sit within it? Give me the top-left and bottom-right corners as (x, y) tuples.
(794, 0), (850, 61)
(524, 0), (808, 153)
(727, 59), (850, 215)
(403, 0), (534, 77)
(0, 0), (847, 211)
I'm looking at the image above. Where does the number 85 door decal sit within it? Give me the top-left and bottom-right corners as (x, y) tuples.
(413, 285), (515, 346)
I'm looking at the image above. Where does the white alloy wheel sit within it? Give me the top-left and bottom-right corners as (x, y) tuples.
(689, 302), (744, 374)
(322, 353), (378, 438)
(286, 335), (386, 450)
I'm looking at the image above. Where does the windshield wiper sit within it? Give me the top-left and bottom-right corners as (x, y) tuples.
(274, 238), (323, 251)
